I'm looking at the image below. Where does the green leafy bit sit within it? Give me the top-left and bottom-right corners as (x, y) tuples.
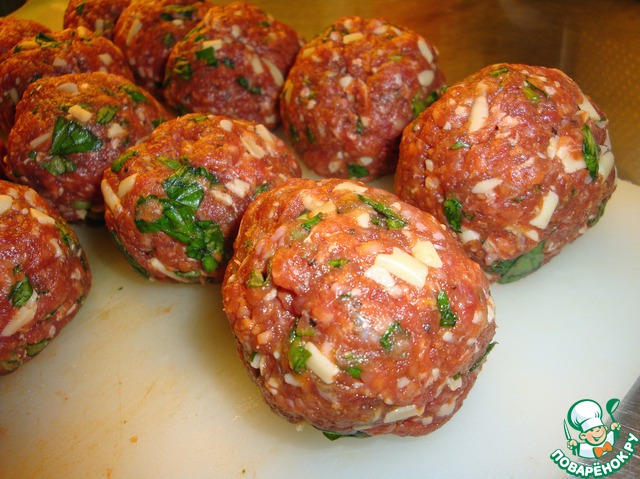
(160, 4), (197, 21)
(380, 321), (408, 351)
(437, 291), (458, 328)
(358, 195), (407, 229)
(25, 338), (51, 357)
(327, 258), (348, 268)
(305, 126), (315, 144)
(111, 231), (150, 278)
(96, 105), (118, 125)
(253, 183), (270, 198)
(302, 212), (323, 231)
(442, 197), (463, 233)
(157, 155), (182, 170)
(522, 80), (548, 104)
(9, 277), (33, 307)
(411, 90), (439, 118)
(161, 31), (176, 49)
(34, 32), (60, 49)
(120, 84), (149, 105)
(135, 165), (223, 272)
(347, 163), (368, 179)
(450, 140), (470, 150)
(489, 66), (509, 77)
(50, 116), (102, 156)
(236, 76), (262, 95)
(288, 125), (299, 143)
(42, 156), (77, 175)
(487, 241), (545, 284)
(74, 2), (86, 15)
(355, 116), (364, 135)
(151, 117), (166, 128)
(195, 46), (218, 67)
(468, 341), (497, 372)
(322, 430), (370, 441)
(172, 56), (193, 81)
(222, 57), (234, 69)
(582, 124), (600, 181)
(587, 199), (608, 227)
(289, 319), (311, 374)
(111, 149), (138, 173)
(246, 268), (269, 288)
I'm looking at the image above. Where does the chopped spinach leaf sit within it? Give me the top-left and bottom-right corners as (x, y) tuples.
(9, 277), (33, 307)
(111, 231), (150, 278)
(195, 46), (218, 67)
(305, 126), (314, 144)
(522, 80), (548, 104)
(289, 318), (311, 374)
(582, 124), (600, 181)
(302, 212), (323, 231)
(487, 241), (545, 283)
(358, 195), (407, 229)
(411, 90), (439, 118)
(42, 155), (77, 175)
(236, 76), (262, 94)
(347, 163), (368, 178)
(489, 66), (509, 77)
(380, 321), (408, 351)
(34, 32), (60, 49)
(111, 149), (138, 172)
(50, 116), (102, 156)
(321, 430), (370, 441)
(437, 291), (458, 327)
(327, 258), (348, 268)
(450, 140), (470, 150)
(120, 84), (149, 105)
(25, 338), (51, 357)
(442, 197), (463, 233)
(172, 56), (193, 81)
(469, 341), (497, 372)
(96, 105), (118, 125)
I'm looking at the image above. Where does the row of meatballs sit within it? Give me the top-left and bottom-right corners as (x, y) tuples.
(0, 0), (615, 440)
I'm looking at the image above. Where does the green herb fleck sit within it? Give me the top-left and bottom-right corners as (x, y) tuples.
(161, 31), (175, 49)
(288, 318), (311, 374)
(487, 241), (545, 284)
(195, 46), (218, 67)
(587, 199), (608, 227)
(172, 56), (193, 81)
(305, 126), (315, 144)
(442, 197), (463, 233)
(411, 90), (440, 118)
(450, 140), (470, 150)
(111, 231), (150, 278)
(111, 149), (138, 173)
(321, 430), (370, 441)
(34, 32), (60, 49)
(355, 116), (364, 135)
(437, 291), (458, 327)
(246, 268), (268, 288)
(25, 338), (51, 357)
(489, 66), (509, 77)
(288, 125), (299, 143)
(50, 116), (102, 156)
(9, 277), (33, 307)
(380, 321), (408, 351)
(120, 84), (149, 105)
(222, 57), (235, 69)
(522, 80), (548, 104)
(344, 366), (361, 379)
(160, 4), (197, 21)
(582, 124), (600, 181)
(236, 76), (262, 95)
(358, 195), (407, 229)
(42, 156), (77, 175)
(468, 341), (497, 372)
(302, 212), (323, 231)
(253, 183), (270, 198)
(74, 2), (86, 15)
(96, 105), (118, 125)
(328, 258), (348, 268)
(347, 163), (368, 179)
(151, 117), (166, 128)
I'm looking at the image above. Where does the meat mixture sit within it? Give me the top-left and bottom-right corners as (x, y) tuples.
(0, 180), (91, 375)
(164, 1), (303, 129)
(0, 26), (133, 135)
(222, 178), (496, 437)
(395, 63), (616, 283)
(63, 0), (132, 40)
(3, 72), (169, 223)
(280, 16), (445, 181)
(0, 17), (51, 57)
(101, 113), (301, 283)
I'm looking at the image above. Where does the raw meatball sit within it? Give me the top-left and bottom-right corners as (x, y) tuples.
(164, 1), (303, 129)
(222, 178), (496, 437)
(0, 180), (91, 375)
(280, 16), (444, 181)
(113, 0), (214, 98)
(101, 113), (302, 283)
(0, 27), (133, 135)
(0, 17), (51, 57)
(395, 63), (616, 283)
(63, 0), (132, 40)
(3, 72), (169, 223)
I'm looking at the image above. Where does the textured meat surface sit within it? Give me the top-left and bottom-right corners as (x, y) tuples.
(223, 178), (496, 437)
(0, 27), (133, 134)
(0, 180), (91, 375)
(280, 16), (444, 181)
(4, 72), (169, 223)
(63, 0), (132, 40)
(164, 1), (303, 129)
(0, 17), (51, 57)
(112, 0), (214, 99)
(101, 113), (301, 283)
(395, 63), (616, 283)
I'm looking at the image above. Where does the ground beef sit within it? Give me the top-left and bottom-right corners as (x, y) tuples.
(3, 72), (169, 223)
(63, 0), (132, 40)
(0, 180), (91, 375)
(0, 26), (133, 135)
(395, 63), (616, 283)
(222, 177), (496, 437)
(112, 0), (214, 99)
(101, 113), (301, 283)
(280, 16), (445, 181)
(0, 16), (51, 57)
(163, 1), (303, 129)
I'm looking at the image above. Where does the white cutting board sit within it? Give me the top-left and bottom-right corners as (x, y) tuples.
(2, 2), (640, 477)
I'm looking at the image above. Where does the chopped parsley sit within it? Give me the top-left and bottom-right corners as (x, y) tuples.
(522, 80), (548, 104)
(442, 197), (463, 233)
(347, 163), (368, 179)
(582, 124), (600, 181)
(450, 140), (470, 150)
(96, 105), (118, 125)
(42, 156), (77, 175)
(50, 116), (102, 156)
(236, 76), (262, 95)
(288, 318), (311, 374)
(380, 321), (408, 351)
(327, 258), (348, 268)
(487, 241), (545, 284)
(9, 277), (33, 307)
(358, 195), (407, 229)
(411, 90), (440, 118)
(119, 84), (150, 105)
(195, 46), (218, 67)
(437, 291), (458, 327)
(110, 149), (138, 173)
(172, 56), (193, 81)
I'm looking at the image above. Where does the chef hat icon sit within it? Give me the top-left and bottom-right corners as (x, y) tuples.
(568, 399), (604, 432)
